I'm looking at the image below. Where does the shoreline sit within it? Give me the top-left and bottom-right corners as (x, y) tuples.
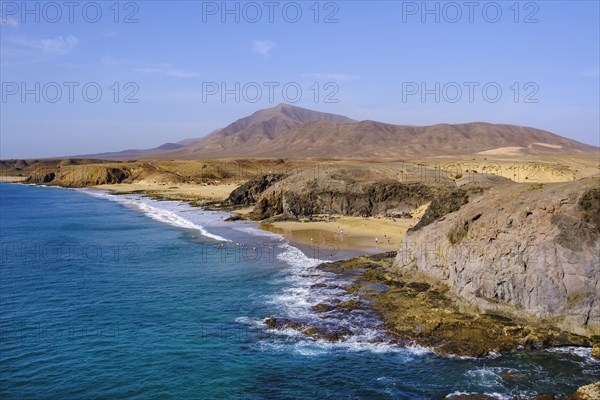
(15, 181), (373, 261)
(0, 176), (27, 182)
(258, 213), (421, 260)
(100, 182), (425, 259)
(18, 181), (414, 259)
(4, 182), (600, 366)
(91, 184), (380, 261)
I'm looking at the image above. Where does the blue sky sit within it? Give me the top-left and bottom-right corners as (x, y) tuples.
(1, 0), (599, 158)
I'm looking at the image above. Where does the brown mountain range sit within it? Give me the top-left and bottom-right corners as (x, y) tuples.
(91, 103), (597, 159)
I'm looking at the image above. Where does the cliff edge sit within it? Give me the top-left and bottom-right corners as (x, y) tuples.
(393, 177), (600, 337)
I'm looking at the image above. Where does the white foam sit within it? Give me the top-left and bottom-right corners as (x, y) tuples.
(233, 226), (285, 240)
(234, 316), (266, 329)
(79, 189), (412, 354)
(135, 202), (230, 241)
(258, 241), (420, 354)
(255, 337), (430, 357)
(77, 189), (231, 242)
(19, 183), (65, 189)
(546, 346), (599, 363)
(446, 392), (510, 400)
(462, 366), (531, 395)
(276, 243), (326, 270)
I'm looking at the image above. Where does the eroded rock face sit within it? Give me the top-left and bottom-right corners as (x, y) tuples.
(248, 169), (456, 220)
(26, 166), (131, 186)
(393, 178), (600, 337)
(409, 188), (469, 231)
(225, 173), (286, 206)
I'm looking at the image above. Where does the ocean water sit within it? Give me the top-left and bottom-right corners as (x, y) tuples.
(0, 183), (598, 399)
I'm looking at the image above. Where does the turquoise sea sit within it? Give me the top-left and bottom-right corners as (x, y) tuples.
(1, 183), (598, 399)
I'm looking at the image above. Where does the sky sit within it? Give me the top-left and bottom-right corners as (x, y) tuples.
(0, 0), (599, 158)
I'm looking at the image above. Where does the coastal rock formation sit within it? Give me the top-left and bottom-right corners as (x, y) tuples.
(16, 159), (248, 187)
(446, 381), (600, 399)
(248, 168), (456, 220)
(296, 253), (591, 358)
(393, 177), (600, 337)
(225, 173), (286, 206)
(570, 381), (600, 400)
(593, 343), (600, 360)
(409, 188), (469, 231)
(26, 166), (131, 186)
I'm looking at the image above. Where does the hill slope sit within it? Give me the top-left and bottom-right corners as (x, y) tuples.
(77, 103), (597, 159)
(153, 104), (597, 159)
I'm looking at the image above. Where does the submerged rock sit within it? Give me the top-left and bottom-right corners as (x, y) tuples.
(262, 317), (353, 342)
(444, 380), (600, 399)
(319, 253), (592, 358)
(570, 381), (600, 400)
(592, 342), (600, 360)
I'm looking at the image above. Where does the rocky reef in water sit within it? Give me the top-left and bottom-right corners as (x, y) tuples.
(270, 252), (593, 358)
(445, 381), (600, 399)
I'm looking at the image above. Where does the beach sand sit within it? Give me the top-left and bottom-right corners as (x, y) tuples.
(0, 176), (28, 182)
(260, 203), (428, 259)
(92, 182), (240, 202)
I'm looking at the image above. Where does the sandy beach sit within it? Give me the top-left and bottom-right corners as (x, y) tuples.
(92, 182), (240, 202)
(90, 181), (424, 258)
(0, 176), (28, 182)
(260, 203), (428, 258)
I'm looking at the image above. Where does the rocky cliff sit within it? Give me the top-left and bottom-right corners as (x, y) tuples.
(26, 165), (132, 186)
(224, 173), (286, 206)
(14, 159), (239, 187)
(243, 169), (458, 220)
(393, 177), (600, 337)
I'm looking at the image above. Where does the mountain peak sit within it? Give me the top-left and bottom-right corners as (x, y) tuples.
(273, 102), (298, 110)
(88, 104), (598, 159)
(270, 103), (323, 113)
(262, 103), (353, 120)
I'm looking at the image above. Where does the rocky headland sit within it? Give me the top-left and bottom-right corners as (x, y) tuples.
(265, 252), (593, 358)
(393, 177), (599, 339)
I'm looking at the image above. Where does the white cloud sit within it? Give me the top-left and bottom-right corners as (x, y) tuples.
(56, 62), (87, 69)
(163, 70), (200, 78)
(579, 68), (599, 78)
(302, 73), (359, 81)
(0, 16), (18, 27)
(102, 55), (121, 66)
(7, 35), (79, 55)
(40, 36), (78, 53)
(101, 57), (199, 78)
(133, 64), (200, 78)
(252, 40), (275, 56)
